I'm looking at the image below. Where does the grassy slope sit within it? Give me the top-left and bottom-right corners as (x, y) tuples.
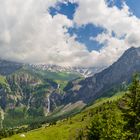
(12, 67), (78, 92)
(0, 75), (7, 85)
(3, 92), (125, 140)
(24, 66), (82, 91)
(0, 75), (10, 91)
(28, 68), (81, 81)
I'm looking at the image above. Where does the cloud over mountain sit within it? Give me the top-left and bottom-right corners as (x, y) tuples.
(74, 0), (140, 66)
(0, 0), (140, 67)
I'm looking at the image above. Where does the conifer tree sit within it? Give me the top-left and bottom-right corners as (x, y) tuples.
(122, 73), (140, 139)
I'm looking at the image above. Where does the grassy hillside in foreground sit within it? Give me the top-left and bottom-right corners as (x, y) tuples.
(2, 92), (125, 140)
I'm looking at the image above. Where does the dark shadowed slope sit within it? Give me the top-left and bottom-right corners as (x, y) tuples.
(63, 47), (140, 104)
(0, 59), (22, 75)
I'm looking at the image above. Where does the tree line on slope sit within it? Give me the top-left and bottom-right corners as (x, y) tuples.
(77, 73), (140, 140)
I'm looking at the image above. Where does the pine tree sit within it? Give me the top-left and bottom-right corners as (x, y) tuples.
(87, 103), (125, 140)
(122, 73), (140, 139)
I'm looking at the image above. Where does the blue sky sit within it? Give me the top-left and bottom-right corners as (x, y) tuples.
(49, 2), (104, 51)
(126, 0), (140, 18)
(49, 2), (78, 20)
(49, 0), (140, 52)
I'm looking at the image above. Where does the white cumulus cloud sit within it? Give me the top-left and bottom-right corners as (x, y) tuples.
(0, 0), (90, 67)
(0, 0), (140, 68)
(73, 0), (140, 67)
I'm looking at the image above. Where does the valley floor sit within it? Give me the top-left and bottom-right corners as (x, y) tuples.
(2, 92), (124, 140)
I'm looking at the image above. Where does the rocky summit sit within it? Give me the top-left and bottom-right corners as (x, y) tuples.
(63, 47), (140, 104)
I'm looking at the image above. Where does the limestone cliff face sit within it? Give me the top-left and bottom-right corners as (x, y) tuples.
(0, 67), (61, 118)
(63, 47), (140, 104)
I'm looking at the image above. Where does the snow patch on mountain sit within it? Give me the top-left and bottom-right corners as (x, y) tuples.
(29, 64), (105, 78)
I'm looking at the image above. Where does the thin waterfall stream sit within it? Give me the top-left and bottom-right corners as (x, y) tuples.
(47, 94), (50, 114)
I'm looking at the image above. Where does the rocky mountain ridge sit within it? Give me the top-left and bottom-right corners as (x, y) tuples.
(30, 64), (105, 78)
(63, 47), (140, 104)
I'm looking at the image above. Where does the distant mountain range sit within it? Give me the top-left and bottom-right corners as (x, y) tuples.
(29, 64), (105, 78)
(0, 59), (104, 78)
(0, 47), (140, 128)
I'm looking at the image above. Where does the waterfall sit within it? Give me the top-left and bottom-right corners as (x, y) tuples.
(47, 95), (50, 114)
(27, 93), (33, 111)
(0, 109), (4, 129)
(57, 84), (60, 89)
